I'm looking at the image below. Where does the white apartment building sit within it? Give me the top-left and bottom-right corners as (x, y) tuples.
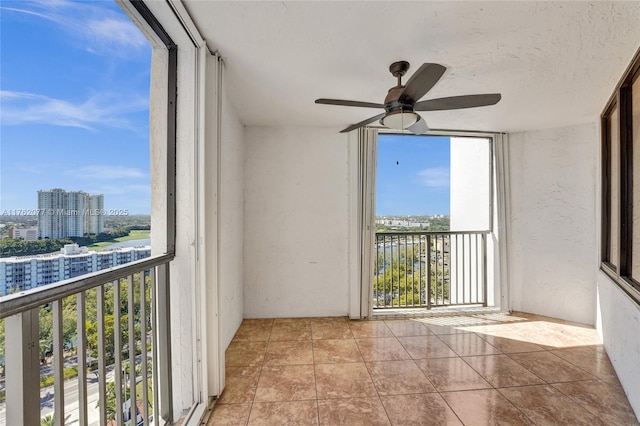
(84, 193), (105, 236)
(375, 218), (431, 228)
(0, 244), (150, 295)
(37, 189), (104, 239)
(9, 227), (38, 241)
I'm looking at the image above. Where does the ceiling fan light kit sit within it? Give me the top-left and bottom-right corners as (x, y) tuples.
(380, 110), (419, 130)
(315, 61), (501, 134)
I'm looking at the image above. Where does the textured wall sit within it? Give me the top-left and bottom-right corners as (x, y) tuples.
(219, 90), (245, 349)
(507, 123), (598, 324)
(243, 126), (350, 318)
(597, 272), (640, 418)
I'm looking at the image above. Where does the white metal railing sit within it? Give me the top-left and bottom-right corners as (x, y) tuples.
(374, 231), (488, 309)
(0, 254), (174, 425)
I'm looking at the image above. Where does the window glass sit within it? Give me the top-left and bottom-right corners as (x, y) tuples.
(0, 1), (152, 294)
(632, 76), (640, 280)
(376, 135), (452, 231)
(375, 135), (491, 232)
(609, 105), (620, 269)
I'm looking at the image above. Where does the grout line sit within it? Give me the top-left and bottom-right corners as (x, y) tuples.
(551, 347), (613, 380)
(356, 333), (393, 425)
(310, 326), (320, 425)
(492, 387), (538, 425)
(243, 322), (272, 426)
(417, 341), (479, 425)
(447, 339), (537, 426)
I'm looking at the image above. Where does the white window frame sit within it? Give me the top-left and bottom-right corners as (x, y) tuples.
(349, 128), (510, 318)
(117, 1), (223, 424)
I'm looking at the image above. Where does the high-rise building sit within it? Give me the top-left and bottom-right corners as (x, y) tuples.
(37, 189), (104, 239)
(84, 193), (105, 235)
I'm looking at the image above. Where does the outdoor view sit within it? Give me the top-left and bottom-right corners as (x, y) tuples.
(374, 134), (489, 310)
(1, 1), (154, 424)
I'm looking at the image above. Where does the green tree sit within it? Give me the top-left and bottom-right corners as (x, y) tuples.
(40, 414), (71, 426)
(40, 414), (55, 426)
(0, 238), (74, 257)
(97, 381), (118, 423)
(374, 237), (417, 306)
(374, 236), (454, 307)
(97, 366), (153, 425)
(86, 315), (116, 364)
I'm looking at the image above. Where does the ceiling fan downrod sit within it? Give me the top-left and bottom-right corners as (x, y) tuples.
(389, 60), (410, 88)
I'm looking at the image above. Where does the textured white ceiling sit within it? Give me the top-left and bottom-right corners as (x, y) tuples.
(183, 1), (640, 132)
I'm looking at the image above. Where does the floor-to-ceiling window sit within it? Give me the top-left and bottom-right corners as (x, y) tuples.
(0, 0), (178, 423)
(373, 133), (493, 310)
(601, 48), (640, 305)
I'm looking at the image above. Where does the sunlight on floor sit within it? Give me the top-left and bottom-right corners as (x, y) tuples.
(206, 312), (638, 425)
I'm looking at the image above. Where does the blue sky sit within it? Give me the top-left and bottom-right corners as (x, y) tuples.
(0, 1), (450, 217)
(376, 134), (450, 216)
(1, 0), (151, 214)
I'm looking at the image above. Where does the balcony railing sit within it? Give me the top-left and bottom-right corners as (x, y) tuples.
(0, 254), (174, 425)
(373, 231), (488, 309)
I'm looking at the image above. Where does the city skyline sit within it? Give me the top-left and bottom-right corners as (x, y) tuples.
(0, 1), (152, 214)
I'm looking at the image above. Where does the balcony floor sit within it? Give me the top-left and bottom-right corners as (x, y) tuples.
(208, 312), (639, 425)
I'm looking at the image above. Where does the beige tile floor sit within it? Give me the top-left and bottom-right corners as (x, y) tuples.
(208, 312), (639, 425)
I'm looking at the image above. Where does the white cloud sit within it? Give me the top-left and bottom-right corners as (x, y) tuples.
(86, 18), (148, 50)
(0, 90), (147, 130)
(1, 1), (147, 54)
(417, 167), (450, 188)
(68, 166), (146, 180)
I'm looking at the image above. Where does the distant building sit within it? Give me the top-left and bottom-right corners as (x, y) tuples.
(37, 189), (104, 239)
(9, 227), (38, 241)
(84, 193), (105, 235)
(0, 244), (150, 295)
(375, 217), (431, 228)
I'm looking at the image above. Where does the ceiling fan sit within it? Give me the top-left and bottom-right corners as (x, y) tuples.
(315, 61), (501, 134)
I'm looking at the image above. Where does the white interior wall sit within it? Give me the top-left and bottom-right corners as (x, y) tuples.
(450, 137), (491, 232)
(597, 273), (640, 417)
(449, 137), (493, 305)
(243, 126), (350, 318)
(218, 85), (245, 348)
(507, 123), (598, 325)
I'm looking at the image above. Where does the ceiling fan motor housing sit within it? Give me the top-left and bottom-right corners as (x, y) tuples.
(385, 86), (414, 114)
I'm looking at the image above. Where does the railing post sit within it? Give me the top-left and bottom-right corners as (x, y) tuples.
(157, 261), (173, 422)
(427, 235), (432, 310)
(5, 308), (40, 426)
(482, 233), (488, 307)
(127, 275), (138, 425)
(97, 285), (107, 425)
(53, 299), (65, 425)
(114, 278), (124, 424)
(77, 291), (88, 425)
